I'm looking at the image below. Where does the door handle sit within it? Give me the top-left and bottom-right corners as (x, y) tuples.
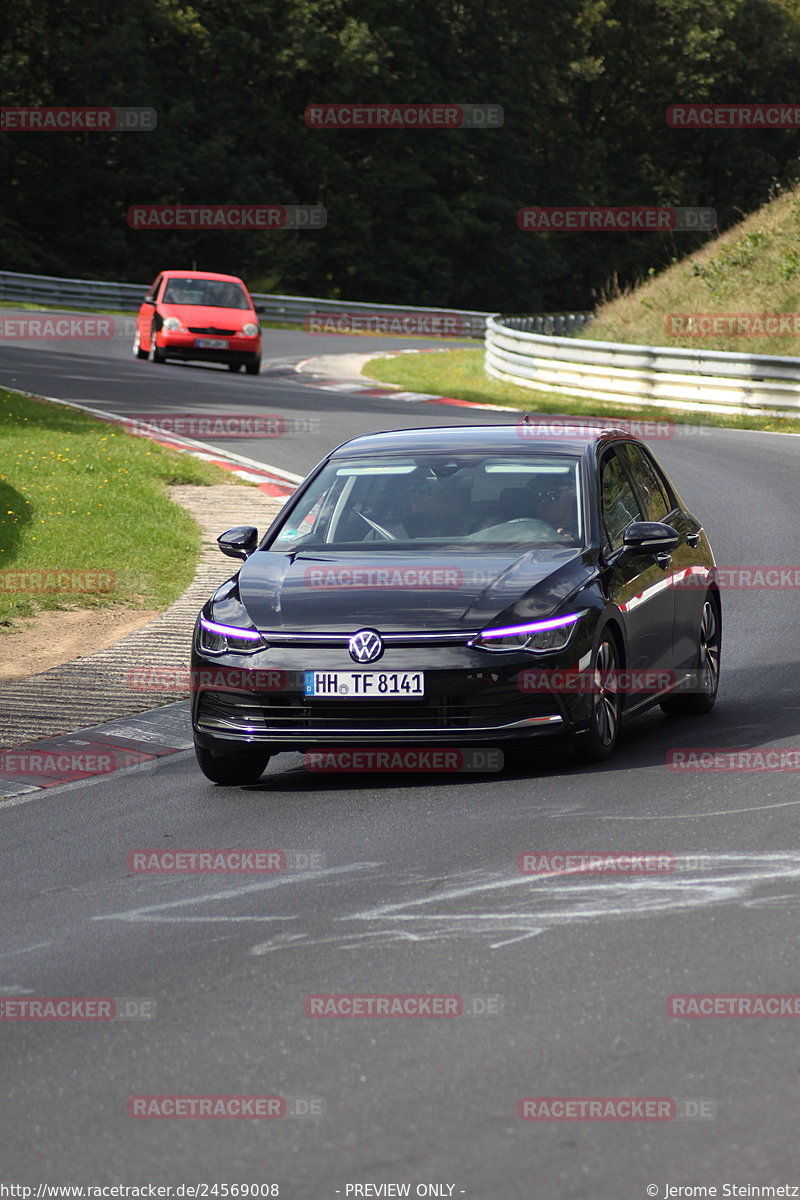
(686, 532), (701, 547)
(655, 552), (672, 570)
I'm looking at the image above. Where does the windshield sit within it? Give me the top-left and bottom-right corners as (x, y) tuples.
(160, 278), (251, 309)
(265, 453), (584, 552)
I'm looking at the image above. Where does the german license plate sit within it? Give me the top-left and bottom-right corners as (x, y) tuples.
(196, 337), (228, 348)
(303, 671), (424, 698)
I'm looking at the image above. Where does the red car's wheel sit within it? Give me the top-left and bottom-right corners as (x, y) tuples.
(150, 331), (167, 364)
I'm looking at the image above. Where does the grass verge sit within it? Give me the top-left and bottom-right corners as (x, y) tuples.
(584, 184), (800, 356)
(0, 389), (232, 627)
(363, 348), (800, 435)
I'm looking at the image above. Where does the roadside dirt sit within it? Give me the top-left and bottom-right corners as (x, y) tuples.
(0, 607), (161, 683)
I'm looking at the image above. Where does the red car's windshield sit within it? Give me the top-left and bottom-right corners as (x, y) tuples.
(160, 278), (251, 309)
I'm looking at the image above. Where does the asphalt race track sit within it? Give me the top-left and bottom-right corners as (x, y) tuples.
(2, 322), (800, 1197)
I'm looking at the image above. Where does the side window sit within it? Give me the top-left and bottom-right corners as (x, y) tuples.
(600, 453), (643, 550)
(616, 443), (671, 522)
(146, 274), (163, 302)
(271, 486), (334, 548)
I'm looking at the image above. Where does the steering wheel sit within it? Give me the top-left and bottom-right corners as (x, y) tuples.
(354, 511), (397, 541)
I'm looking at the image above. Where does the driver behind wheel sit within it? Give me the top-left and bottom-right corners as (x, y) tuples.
(526, 477), (578, 538)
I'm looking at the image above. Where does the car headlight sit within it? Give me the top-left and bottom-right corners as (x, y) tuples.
(163, 317), (184, 332)
(469, 613), (583, 654)
(198, 616), (266, 655)
(241, 322), (259, 337)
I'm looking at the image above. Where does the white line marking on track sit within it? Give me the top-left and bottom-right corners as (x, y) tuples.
(0, 941), (54, 959)
(92, 863), (382, 924)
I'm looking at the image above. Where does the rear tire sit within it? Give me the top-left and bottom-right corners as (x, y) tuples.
(195, 743), (271, 785)
(572, 635), (621, 763)
(132, 329), (148, 359)
(661, 596), (720, 716)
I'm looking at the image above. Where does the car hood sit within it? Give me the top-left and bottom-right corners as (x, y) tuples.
(227, 547), (594, 632)
(159, 303), (256, 328)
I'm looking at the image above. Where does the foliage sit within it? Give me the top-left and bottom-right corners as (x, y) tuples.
(3, 0), (800, 309)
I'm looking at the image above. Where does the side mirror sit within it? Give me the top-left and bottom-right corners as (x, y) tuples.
(217, 526), (259, 560)
(622, 521), (680, 555)
(142, 297), (156, 305)
(254, 304), (266, 315)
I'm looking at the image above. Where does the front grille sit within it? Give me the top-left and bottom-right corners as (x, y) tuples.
(261, 630), (475, 647)
(188, 326), (237, 336)
(197, 686), (558, 733)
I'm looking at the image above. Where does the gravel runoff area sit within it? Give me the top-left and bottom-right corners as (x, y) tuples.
(0, 485), (286, 750)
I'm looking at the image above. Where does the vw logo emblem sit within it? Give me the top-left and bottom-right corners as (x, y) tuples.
(349, 629), (384, 664)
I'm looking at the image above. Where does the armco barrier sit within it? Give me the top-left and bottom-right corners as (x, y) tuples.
(0, 268), (590, 339)
(485, 314), (800, 415)
(0, 268), (493, 327)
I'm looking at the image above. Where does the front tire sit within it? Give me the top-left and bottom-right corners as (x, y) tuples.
(661, 596), (721, 716)
(228, 362), (243, 373)
(195, 743), (271, 785)
(150, 331), (167, 364)
(245, 355), (261, 376)
(573, 635), (622, 763)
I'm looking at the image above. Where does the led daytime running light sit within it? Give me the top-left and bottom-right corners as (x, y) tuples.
(200, 617), (262, 641)
(477, 613), (582, 640)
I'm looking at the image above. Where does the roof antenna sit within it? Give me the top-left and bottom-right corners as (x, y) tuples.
(192, 260), (197, 271)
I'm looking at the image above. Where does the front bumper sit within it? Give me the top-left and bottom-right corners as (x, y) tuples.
(157, 334), (261, 363)
(190, 641), (596, 754)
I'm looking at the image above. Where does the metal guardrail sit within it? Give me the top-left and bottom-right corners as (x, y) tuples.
(0, 268), (591, 339)
(0, 268), (495, 330)
(5, 270), (794, 415)
(485, 314), (800, 415)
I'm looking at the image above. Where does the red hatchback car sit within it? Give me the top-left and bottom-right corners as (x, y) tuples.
(133, 270), (262, 373)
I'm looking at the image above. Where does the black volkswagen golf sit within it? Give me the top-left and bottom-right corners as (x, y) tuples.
(191, 425), (721, 783)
